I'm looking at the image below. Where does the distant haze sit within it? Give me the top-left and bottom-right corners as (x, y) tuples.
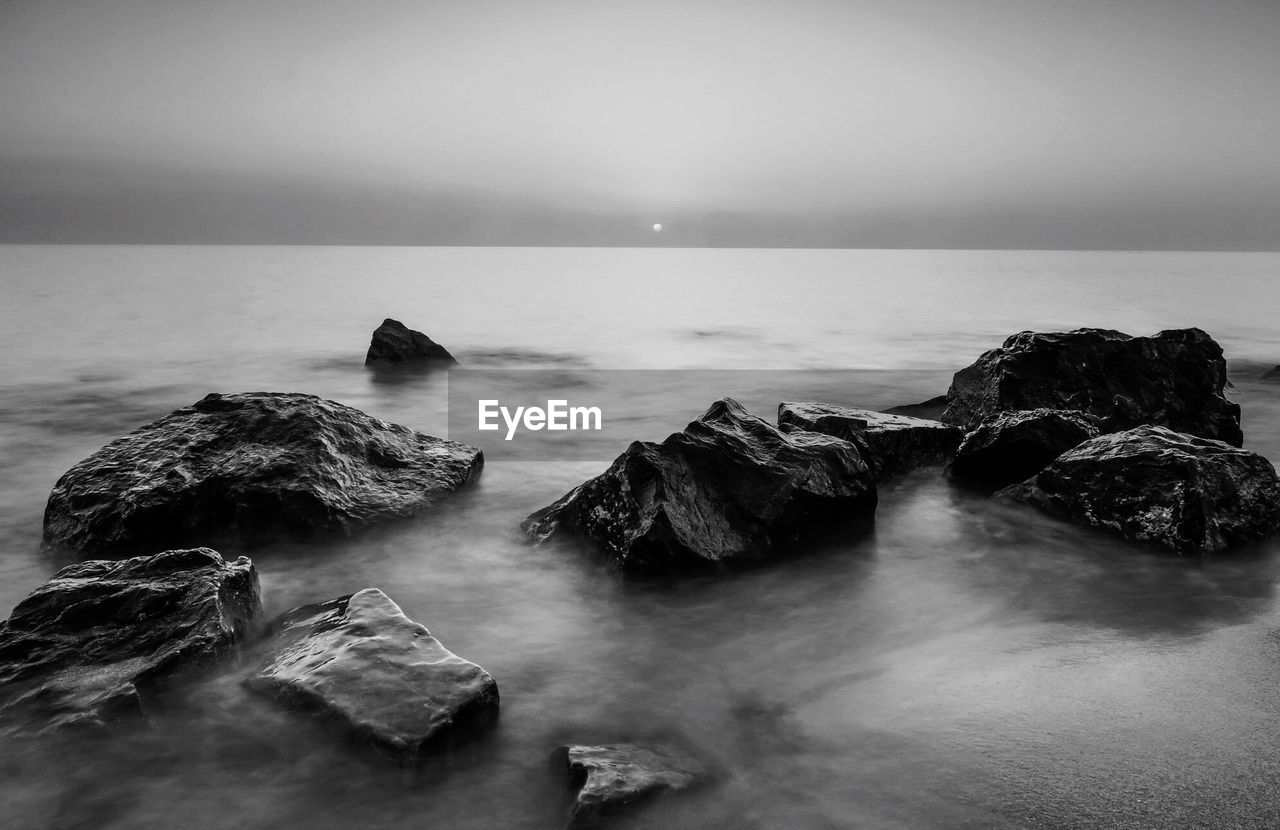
(2, 0), (1278, 249)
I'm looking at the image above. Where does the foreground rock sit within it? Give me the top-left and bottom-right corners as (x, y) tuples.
(44, 392), (482, 555)
(0, 549), (260, 736)
(247, 588), (498, 757)
(523, 398), (877, 571)
(1000, 426), (1280, 554)
(365, 318), (456, 365)
(556, 744), (708, 829)
(942, 328), (1243, 446)
(951, 409), (1101, 487)
(778, 402), (961, 481)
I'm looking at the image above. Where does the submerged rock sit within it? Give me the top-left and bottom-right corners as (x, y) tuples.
(942, 328), (1243, 446)
(0, 548), (260, 736)
(523, 398), (876, 571)
(1262, 365), (1280, 383)
(999, 426), (1280, 554)
(777, 402), (961, 481)
(43, 392), (482, 555)
(556, 743), (708, 829)
(365, 318), (456, 364)
(951, 408), (1101, 487)
(247, 588), (498, 758)
(883, 394), (949, 421)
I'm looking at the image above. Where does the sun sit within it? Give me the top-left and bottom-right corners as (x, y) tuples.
(652, 223), (662, 233)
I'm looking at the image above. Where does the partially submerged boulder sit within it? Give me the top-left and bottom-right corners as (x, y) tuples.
(942, 328), (1243, 446)
(999, 426), (1280, 554)
(365, 318), (456, 365)
(0, 548), (260, 736)
(556, 743), (708, 829)
(247, 588), (498, 758)
(777, 402), (961, 481)
(523, 398), (877, 571)
(1262, 365), (1280, 383)
(951, 408), (1101, 487)
(883, 394), (949, 421)
(44, 392), (483, 555)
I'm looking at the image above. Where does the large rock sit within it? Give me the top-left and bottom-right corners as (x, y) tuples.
(942, 328), (1243, 446)
(522, 398), (877, 571)
(44, 392), (483, 555)
(951, 408), (1101, 487)
(999, 426), (1280, 554)
(247, 588), (498, 757)
(0, 548), (260, 736)
(556, 744), (708, 829)
(777, 402), (961, 481)
(365, 318), (456, 364)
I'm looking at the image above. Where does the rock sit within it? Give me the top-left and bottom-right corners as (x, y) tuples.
(556, 744), (708, 829)
(246, 588), (498, 758)
(43, 392), (483, 555)
(951, 408), (1101, 487)
(883, 394), (949, 421)
(999, 426), (1280, 554)
(1262, 365), (1280, 383)
(0, 548), (260, 736)
(941, 328), (1243, 446)
(522, 398), (877, 571)
(365, 318), (456, 364)
(778, 402), (961, 481)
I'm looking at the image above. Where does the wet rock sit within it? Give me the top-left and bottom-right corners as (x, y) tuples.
(556, 743), (708, 829)
(0, 548), (260, 736)
(1262, 365), (1280, 383)
(777, 402), (961, 481)
(365, 318), (456, 364)
(43, 392), (483, 555)
(951, 408), (1101, 488)
(883, 394), (948, 421)
(523, 398), (877, 571)
(247, 588), (498, 758)
(999, 426), (1280, 554)
(942, 328), (1243, 446)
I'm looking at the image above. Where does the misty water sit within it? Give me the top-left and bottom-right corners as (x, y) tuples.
(4, 245), (1280, 829)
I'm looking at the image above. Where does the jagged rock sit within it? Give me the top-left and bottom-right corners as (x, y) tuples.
(43, 392), (482, 555)
(556, 744), (708, 829)
(884, 394), (949, 421)
(999, 426), (1280, 554)
(951, 408), (1101, 487)
(523, 398), (876, 571)
(941, 328), (1243, 446)
(777, 402), (961, 481)
(247, 588), (498, 758)
(0, 548), (260, 736)
(365, 318), (456, 364)
(1262, 365), (1280, 383)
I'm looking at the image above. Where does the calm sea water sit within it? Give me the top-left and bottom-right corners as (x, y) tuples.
(3, 245), (1280, 829)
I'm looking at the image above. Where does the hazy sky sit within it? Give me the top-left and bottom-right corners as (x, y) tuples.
(2, 0), (1278, 247)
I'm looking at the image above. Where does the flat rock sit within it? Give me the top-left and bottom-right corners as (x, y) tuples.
(999, 426), (1280, 554)
(44, 392), (483, 555)
(247, 588), (499, 757)
(0, 548), (260, 736)
(365, 318), (456, 364)
(556, 743), (708, 829)
(951, 408), (1101, 487)
(941, 328), (1243, 446)
(778, 402), (961, 480)
(522, 398), (877, 571)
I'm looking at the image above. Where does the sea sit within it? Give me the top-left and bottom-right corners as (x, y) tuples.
(3, 245), (1280, 829)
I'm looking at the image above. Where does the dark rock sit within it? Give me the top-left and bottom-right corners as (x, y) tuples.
(942, 328), (1243, 446)
(523, 398), (876, 572)
(0, 548), (260, 736)
(951, 408), (1101, 487)
(999, 426), (1280, 554)
(556, 743), (708, 829)
(246, 588), (498, 758)
(43, 392), (482, 555)
(778, 402), (961, 481)
(1262, 365), (1280, 383)
(365, 318), (456, 365)
(883, 394), (949, 421)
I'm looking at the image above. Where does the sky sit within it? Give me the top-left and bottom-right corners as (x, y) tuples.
(1, 0), (1278, 248)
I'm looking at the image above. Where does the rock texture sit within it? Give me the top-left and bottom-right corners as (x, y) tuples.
(556, 743), (708, 829)
(1000, 426), (1280, 554)
(523, 398), (877, 571)
(365, 318), (456, 364)
(0, 548), (260, 736)
(941, 328), (1243, 446)
(44, 392), (482, 555)
(777, 402), (961, 481)
(951, 409), (1101, 487)
(247, 588), (498, 757)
